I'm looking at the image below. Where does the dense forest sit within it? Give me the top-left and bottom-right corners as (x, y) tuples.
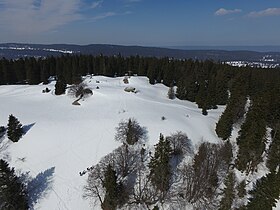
(0, 54), (280, 209)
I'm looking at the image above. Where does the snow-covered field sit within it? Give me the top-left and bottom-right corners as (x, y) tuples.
(0, 76), (224, 210)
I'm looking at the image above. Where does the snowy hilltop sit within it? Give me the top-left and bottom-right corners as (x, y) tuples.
(1, 75), (279, 210)
(0, 76), (223, 209)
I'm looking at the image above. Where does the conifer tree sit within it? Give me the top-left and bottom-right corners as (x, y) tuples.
(7, 114), (23, 142)
(0, 126), (5, 138)
(149, 134), (171, 197)
(54, 77), (67, 95)
(0, 159), (29, 210)
(219, 171), (236, 210)
(267, 125), (280, 172)
(167, 85), (175, 100)
(102, 164), (126, 210)
(246, 172), (280, 210)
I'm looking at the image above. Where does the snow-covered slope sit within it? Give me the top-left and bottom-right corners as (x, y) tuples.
(0, 76), (223, 210)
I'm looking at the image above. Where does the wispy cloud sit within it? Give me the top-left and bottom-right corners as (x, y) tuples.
(91, 0), (103, 9)
(125, 0), (141, 2)
(91, 12), (117, 21)
(0, 0), (82, 34)
(248, 8), (280, 18)
(90, 10), (132, 22)
(215, 8), (242, 16)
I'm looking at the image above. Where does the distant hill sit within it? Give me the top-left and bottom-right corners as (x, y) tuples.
(0, 43), (280, 65)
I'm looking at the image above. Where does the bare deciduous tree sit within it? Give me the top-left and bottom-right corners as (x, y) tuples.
(68, 82), (93, 99)
(115, 118), (147, 145)
(167, 131), (193, 157)
(178, 142), (230, 209)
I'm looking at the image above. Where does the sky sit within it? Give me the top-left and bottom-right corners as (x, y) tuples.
(0, 0), (280, 46)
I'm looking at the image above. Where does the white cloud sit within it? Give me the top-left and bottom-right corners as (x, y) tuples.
(0, 0), (82, 34)
(91, 0), (103, 9)
(215, 8), (242, 16)
(91, 12), (116, 21)
(248, 8), (280, 18)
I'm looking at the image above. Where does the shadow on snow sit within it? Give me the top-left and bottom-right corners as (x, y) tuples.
(27, 167), (55, 209)
(23, 123), (36, 135)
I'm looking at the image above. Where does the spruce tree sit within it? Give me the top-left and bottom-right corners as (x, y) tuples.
(0, 126), (5, 138)
(54, 77), (66, 95)
(0, 159), (29, 210)
(219, 171), (236, 210)
(167, 85), (175, 99)
(246, 172), (280, 210)
(267, 126), (280, 172)
(7, 114), (23, 142)
(149, 134), (172, 196)
(102, 164), (120, 210)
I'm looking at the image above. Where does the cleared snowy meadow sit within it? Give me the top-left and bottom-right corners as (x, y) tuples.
(0, 76), (225, 209)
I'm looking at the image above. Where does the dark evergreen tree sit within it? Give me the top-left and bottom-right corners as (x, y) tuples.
(237, 180), (247, 198)
(219, 171), (236, 210)
(7, 114), (23, 142)
(236, 97), (267, 172)
(0, 159), (29, 210)
(0, 126), (5, 138)
(149, 134), (171, 198)
(246, 172), (280, 210)
(102, 164), (126, 210)
(267, 125), (280, 172)
(167, 85), (175, 100)
(54, 77), (67, 95)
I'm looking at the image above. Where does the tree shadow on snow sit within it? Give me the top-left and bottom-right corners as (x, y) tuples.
(22, 123), (36, 135)
(27, 167), (55, 209)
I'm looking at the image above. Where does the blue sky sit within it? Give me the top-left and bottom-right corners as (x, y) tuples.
(0, 0), (280, 46)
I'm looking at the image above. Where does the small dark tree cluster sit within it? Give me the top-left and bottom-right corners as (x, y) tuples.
(0, 159), (29, 210)
(7, 114), (23, 142)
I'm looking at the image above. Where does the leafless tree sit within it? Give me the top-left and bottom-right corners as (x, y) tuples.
(115, 118), (147, 145)
(167, 131), (193, 157)
(178, 142), (229, 209)
(113, 145), (142, 178)
(84, 164), (106, 206)
(68, 82), (93, 99)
